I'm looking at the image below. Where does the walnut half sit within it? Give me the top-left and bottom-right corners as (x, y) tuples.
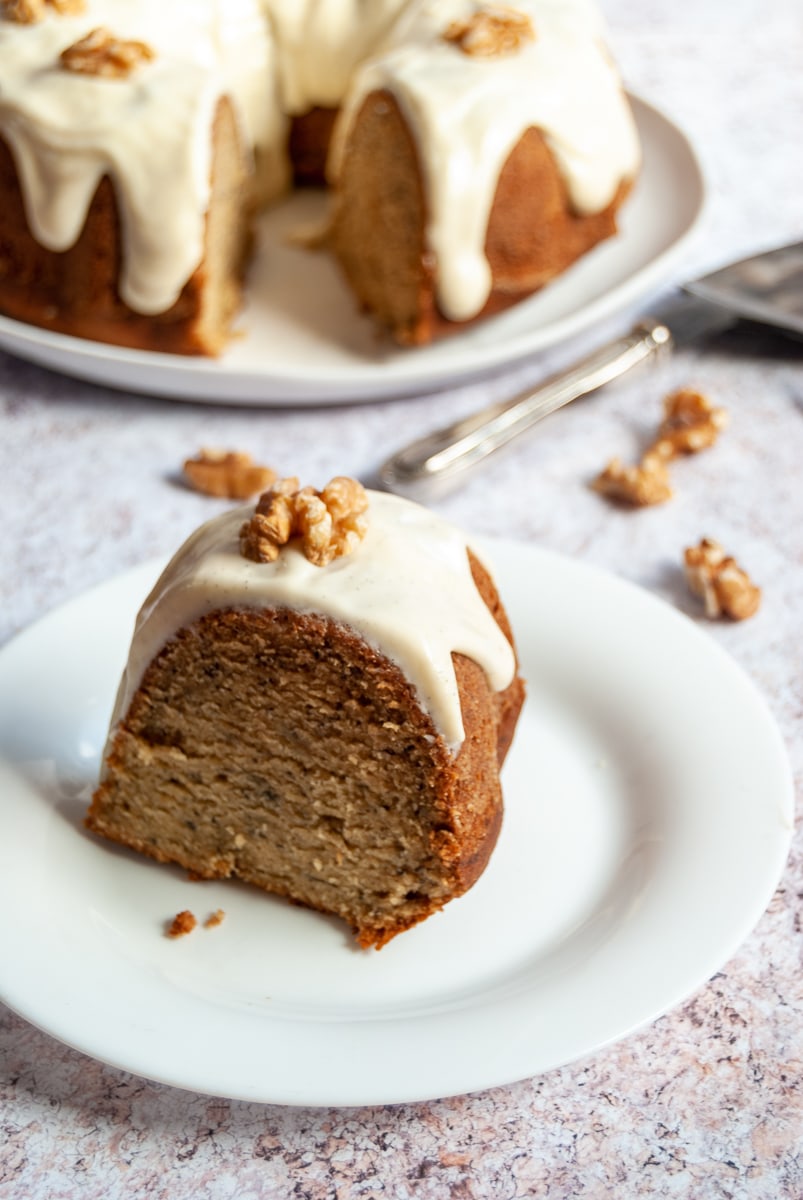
(444, 5), (535, 57)
(240, 476), (369, 567)
(60, 27), (155, 77)
(684, 538), (761, 620)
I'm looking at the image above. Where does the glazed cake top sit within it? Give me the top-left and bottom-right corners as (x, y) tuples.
(108, 489), (517, 755)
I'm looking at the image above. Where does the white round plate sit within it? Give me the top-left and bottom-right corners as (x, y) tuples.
(0, 96), (704, 405)
(0, 541), (792, 1106)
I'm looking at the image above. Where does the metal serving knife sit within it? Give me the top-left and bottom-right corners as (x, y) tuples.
(379, 241), (803, 500)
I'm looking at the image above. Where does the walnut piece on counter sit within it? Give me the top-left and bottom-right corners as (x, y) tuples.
(166, 910), (197, 939)
(60, 26), (155, 77)
(650, 388), (729, 461)
(683, 538), (761, 620)
(444, 5), (535, 57)
(240, 476), (369, 567)
(183, 449), (277, 501)
(592, 450), (673, 507)
(593, 386), (728, 507)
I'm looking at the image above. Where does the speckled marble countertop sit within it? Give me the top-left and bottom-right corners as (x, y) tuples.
(1, 1), (802, 1196)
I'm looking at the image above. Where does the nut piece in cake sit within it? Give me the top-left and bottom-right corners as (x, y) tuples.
(683, 538), (761, 620)
(183, 449), (277, 500)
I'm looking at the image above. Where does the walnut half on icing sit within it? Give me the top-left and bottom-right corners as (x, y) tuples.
(1, 0), (45, 21)
(2, 0), (85, 22)
(60, 27), (155, 78)
(240, 476), (369, 567)
(443, 5), (535, 57)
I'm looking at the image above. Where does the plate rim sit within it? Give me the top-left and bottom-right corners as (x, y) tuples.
(0, 94), (706, 405)
(0, 540), (792, 1106)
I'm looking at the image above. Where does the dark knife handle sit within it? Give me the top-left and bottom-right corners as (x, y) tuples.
(380, 318), (672, 500)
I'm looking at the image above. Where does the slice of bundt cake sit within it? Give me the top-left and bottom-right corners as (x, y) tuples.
(87, 479), (526, 948)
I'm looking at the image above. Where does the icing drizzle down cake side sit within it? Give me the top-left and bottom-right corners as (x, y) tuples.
(329, 0), (641, 328)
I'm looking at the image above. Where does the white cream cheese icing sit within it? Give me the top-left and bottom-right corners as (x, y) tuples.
(0, 0), (281, 313)
(108, 491), (516, 755)
(0, 0), (639, 322)
(261, 0), (411, 114)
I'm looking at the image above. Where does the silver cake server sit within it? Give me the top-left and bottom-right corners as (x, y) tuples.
(379, 241), (803, 500)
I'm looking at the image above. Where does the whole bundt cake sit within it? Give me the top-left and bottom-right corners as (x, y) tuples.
(0, 0), (640, 353)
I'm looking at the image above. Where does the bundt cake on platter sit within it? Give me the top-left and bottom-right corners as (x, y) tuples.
(0, 0), (640, 354)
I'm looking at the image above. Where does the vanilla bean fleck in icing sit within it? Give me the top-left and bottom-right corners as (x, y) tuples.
(107, 491), (516, 755)
(0, 0), (639, 320)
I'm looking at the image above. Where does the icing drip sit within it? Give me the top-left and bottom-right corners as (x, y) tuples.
(108, 491), (516, 755)
(261, 0), (411, 113)
(330, 0), (641, 321)
(0, 0), (280, 313)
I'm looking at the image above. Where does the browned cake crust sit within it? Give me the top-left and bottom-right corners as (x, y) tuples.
(0, 98), (252, 356)
(328, 88), (632, 345)
(86, 551), (525, 949)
